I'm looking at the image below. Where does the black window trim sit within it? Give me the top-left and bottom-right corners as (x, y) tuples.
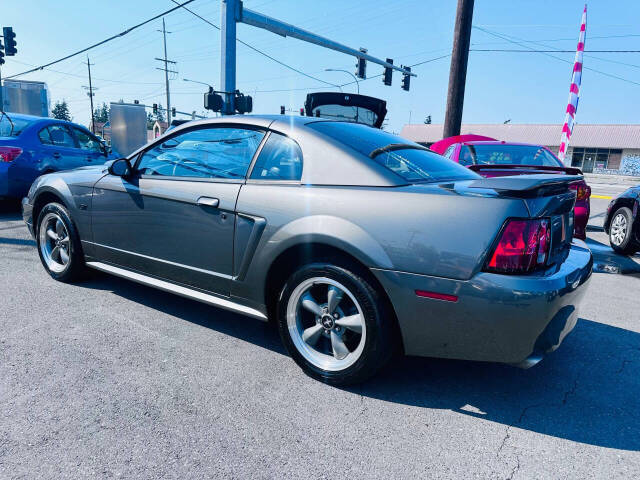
(37, 126), (53, 145)
(245, 129), (304, 185)
(131, 123), (269, 184)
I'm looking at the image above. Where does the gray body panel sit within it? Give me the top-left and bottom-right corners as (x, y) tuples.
(23, 115), (592, 365)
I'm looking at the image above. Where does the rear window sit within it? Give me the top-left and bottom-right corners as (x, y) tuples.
(0, 114), (34, 137)
(462, 144), (562, 167)
(309, 104), (379, 127)
(308, 121), (479, 183)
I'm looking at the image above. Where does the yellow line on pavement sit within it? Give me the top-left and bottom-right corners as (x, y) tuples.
(592, 194), (612, 200)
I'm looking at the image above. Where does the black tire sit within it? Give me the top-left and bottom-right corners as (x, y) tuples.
(35, 202), (86, 282)
(277, 262), (395, 386)
(609, 206), (637, 255)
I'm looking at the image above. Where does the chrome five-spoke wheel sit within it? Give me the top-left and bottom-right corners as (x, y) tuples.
(610, 213), (627, 247)
(39, 212), (71, 273)
(287, 277), (366, 372)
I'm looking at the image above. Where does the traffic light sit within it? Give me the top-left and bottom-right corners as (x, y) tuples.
(383, 58), (393, 86)
(204, 88), (223, 112)
(171, 107), (176, 118)
(355, 48), (367, 79)
(3, 27), (16, 56)
(280, 105), (285, 115)
(0, 40), (4, 66)
(401, 66), (411, 91)
(235, 94), (252, 114)
(152, 103), (158, 115)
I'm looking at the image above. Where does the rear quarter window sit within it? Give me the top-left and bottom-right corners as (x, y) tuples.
(308, 121), (479, 183)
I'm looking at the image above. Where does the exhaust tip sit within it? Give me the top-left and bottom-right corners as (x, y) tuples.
(510, 353), (544, 369)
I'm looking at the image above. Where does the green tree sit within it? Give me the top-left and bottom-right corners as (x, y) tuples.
(155, 103), (165, 123)
(93, 102), (109, 123)
(51, 100), (72, 121)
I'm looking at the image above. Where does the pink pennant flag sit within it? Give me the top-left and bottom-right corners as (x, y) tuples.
(558, 5), (587, 163)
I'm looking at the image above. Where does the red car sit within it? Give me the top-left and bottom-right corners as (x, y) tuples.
(431, 135), (591, 239)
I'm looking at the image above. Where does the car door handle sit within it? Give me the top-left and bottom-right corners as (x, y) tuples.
(196, 196), (219, 208)
(52, 152), (61, 159)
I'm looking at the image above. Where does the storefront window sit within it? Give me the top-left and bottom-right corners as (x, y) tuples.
(570, 148), (622, 172)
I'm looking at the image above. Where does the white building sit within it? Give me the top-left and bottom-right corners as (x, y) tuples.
(401, 123), (640, 176)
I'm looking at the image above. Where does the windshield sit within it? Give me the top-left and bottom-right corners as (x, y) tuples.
(308, 121), (479, 183)
(461, 144), (562, 167)
(0, 114), (34, 137)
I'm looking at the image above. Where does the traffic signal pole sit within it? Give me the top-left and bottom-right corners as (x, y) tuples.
(221, 0), (238, 115)
(443, 0), (474, 138)
(218, 0), (414, 115)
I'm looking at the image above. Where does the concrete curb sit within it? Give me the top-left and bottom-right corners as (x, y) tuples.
(584, 173), (640, 185)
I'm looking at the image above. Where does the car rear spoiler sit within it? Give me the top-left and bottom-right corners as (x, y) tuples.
(468, 164), (584, 176)
(467, 174), (584, 198)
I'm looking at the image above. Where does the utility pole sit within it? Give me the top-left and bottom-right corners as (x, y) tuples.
(443, 0), (474, 138)
(85, 56), (96, 134)
(156, 18), (177, 122)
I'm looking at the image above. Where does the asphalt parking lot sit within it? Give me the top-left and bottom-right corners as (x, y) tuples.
(1, 192), (639, 479)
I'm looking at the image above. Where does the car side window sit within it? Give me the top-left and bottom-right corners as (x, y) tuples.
(72, 127), (103, 153)
(249, 133), (303, 181)
(136, 126), (265, 180)
(38, 127), (53, 145)
(443, 144), (456, 160)
(458, 145), (475, 166)
(47, 125), (76, 148)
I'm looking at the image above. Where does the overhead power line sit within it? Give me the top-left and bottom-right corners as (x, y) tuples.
(169, 0), (338, 88)
(472, 49), (640, 53)
(473, 26), (640, 87)
(5, 0), (196, 79)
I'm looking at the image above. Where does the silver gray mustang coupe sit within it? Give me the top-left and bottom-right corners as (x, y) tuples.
(22, 115), (592, 385)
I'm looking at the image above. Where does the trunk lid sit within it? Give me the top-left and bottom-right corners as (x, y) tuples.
(466, 174), (579, 268)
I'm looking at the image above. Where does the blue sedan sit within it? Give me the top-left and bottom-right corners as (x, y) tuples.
(0, 112), (119, 199)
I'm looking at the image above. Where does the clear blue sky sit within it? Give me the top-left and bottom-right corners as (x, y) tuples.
(2, 0), (639, 132)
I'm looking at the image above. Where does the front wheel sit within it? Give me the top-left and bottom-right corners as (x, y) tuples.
(277, 263), (394, 386)
(36, 202), (86, 282)
(609, 207), (637, 255)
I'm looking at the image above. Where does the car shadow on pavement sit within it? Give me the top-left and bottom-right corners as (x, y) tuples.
(81, 271), (287, 356)
(83, 271), (639, 452)
(359, 318), (640, 452)
(586, 237), (640, 276)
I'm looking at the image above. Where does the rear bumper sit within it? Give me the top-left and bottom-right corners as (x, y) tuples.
(21, 197), (35, 237)
(573, 199), (590, 239)
(372, 241), (593, 365)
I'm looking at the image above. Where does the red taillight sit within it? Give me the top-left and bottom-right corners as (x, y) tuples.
(0, 146), (23, 162)
(485, 218), (551, 274)
(570, 181), (591, 201)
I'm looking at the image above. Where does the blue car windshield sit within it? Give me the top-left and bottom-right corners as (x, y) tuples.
(308, 121), (479, 183)
(0, 114), (34, 137)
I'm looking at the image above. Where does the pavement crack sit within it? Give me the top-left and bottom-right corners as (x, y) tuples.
(507, 456), (521, 480)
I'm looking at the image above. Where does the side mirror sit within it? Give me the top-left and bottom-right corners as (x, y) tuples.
(109, 158), (131, 177)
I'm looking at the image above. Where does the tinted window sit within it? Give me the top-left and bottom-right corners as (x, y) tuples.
(72, 127), (102, 153)
(47, 125), (76, 148)
(137, 127), (265, 179)
(308, 121), (478, 183)
(38, 128), (53, 145)
(0, 115), (34, 137)
(250, 133), (303, 181)
(443, 144), (456, 160)
(459, 146), (474, 166)
(464, 144), (563, 167)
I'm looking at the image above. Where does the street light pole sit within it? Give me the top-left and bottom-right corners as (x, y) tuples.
(325, 68), (359, 94)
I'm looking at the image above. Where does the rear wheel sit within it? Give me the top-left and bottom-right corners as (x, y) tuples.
(36, 202), (85, 282)
(609, 207), (637, 255)
(277, 263), (394, 385)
